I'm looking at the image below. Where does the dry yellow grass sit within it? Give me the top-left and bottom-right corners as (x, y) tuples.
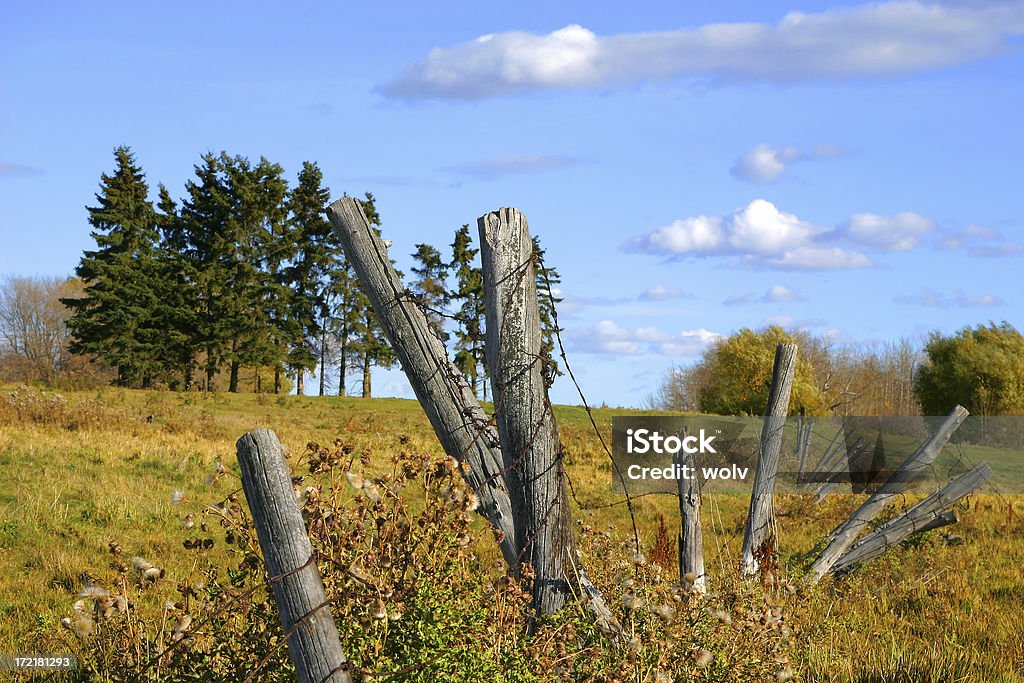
(0, 384), (1021, 681)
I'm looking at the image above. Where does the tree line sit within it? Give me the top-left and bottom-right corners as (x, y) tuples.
(1, 146), (563, 397)
(649, 322), (1024, 417)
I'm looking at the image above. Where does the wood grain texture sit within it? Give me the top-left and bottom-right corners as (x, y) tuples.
(832, 463), (989, 573)
(478, 207), (575, 616)
(675, 426), (705, 593)
(741, 343), (798, 576)
(327, 197), (518, 566)
(236, 429), (350, 683)
(809, 405), (970, 582)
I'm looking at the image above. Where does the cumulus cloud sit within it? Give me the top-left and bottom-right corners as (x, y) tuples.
(624, 199), (872, 270)
(569, 320), (720, 357)
(724, 284), (806, 306)
(893, 289), (1005, 307)
(445, 154), (579, 179)
(842, 211), (937, 251)
(730, 143), (841, 183)
(381, 2), (1024, 99)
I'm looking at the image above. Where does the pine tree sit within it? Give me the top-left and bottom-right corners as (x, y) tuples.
(63, 146), (163, 387)
(410, 243), (450, 342)
(153, 184), (199, 389)
(284, 161), (334, 396)
(179, 153), (233, 390)
(532, 235), (563, 384)
(450, 224), (487, 399)
(346, 193), (396, 398)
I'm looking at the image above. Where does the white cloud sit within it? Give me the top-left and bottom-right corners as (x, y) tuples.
(725, 284), (806, 305)
(569, 321), (720, 357)
(843, 211), (937, 251)
(639, 284), (688, 301)
(382, 3), (1024, 99)
(893, 289), (1005, 307)
(625, 199), (872, 270)
(730, 143), (841, 183)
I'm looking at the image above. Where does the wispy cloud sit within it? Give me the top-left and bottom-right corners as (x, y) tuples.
(0, 162), (42, 178)
(893, 289), (1005, 308)
(569, 320), (721, 357)
(936, 224), (1024, 257)
(381, 2), (1024, 99)
(725, 284), (806, 305)
(638, 285), (691, 301)
(624, 198), (873, 271)
(841, 211), (937, 251)
(731, 143), (841, 184)
(444, 154), (580, 179)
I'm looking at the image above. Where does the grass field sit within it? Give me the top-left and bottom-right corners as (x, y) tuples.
(1, 384), (1022, 681)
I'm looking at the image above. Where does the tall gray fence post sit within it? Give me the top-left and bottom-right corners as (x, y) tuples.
(478, 207), (576, 617)
(326, 197), (518, 567)
(236, 429), (350, 683)
(741, 343), (798, 577)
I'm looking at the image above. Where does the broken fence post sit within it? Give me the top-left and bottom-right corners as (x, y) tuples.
(741, 343), (798, 577)
(831, 462), (990, 574)
(809, 405), (970, 582)
(327, 197), (518, 567)
(675, 426), (705, 593)
(236, 429), (351, 683)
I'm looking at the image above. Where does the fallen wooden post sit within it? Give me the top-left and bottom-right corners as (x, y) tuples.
(741, 343), (798, 577)
(674, 426), (705, 593)
(327, 197), (518, 567)
(809, 405), (970, 582)
(831, 463), (990, 573)
(236, 429), (351, 683)
(813, 438), (871, 502)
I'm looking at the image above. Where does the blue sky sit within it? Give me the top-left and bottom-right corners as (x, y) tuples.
(2, 1), (1022, 406)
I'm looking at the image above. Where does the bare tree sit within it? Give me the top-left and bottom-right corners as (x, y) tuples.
(0, 276), (79, 382)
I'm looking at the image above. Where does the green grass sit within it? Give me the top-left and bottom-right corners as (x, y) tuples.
(1, 384), (1022, 681)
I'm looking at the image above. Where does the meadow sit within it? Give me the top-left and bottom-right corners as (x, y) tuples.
(0, 384), (1021, 681)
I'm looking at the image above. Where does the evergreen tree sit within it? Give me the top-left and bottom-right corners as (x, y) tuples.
(410, 243), (451, 342)
(153, 184), (199, 389)
(450, 224), (487, 399)
(179, 153), (233, 390)
(532, 235), (564, 384)
(64, 146), (163, 387)
(284, 161), (334, 396)
(346, 193), (396, 398)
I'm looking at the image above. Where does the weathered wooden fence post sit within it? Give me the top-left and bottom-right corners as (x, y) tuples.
(236, 429), (350, 683)
(675, 427), (705, 593)
(478, 207), (576, 617)
(326, 197), (518, 567)
(830, 462), (990, 573)
(741, 343), (798, 577)
(809, 405), (970, 582)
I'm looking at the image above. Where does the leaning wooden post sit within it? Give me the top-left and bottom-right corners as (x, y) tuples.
(326, 197), (518, 567)
(478, 207), (576, 617)
(675, 427), (705, 593)
(830, 462), (990, 574)
(809, 405), (969, 582)
(741, 343), (798, 577)
(236, 429), (350, 683)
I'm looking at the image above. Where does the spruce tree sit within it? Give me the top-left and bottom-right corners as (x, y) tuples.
(153, 184), (199, 389)
(410, 243), (451, 342)
(284, 161), (334, 396)
(450, 224), (487, 399)
(64, 146), (163, 387)
(532, 235), (564, 384)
